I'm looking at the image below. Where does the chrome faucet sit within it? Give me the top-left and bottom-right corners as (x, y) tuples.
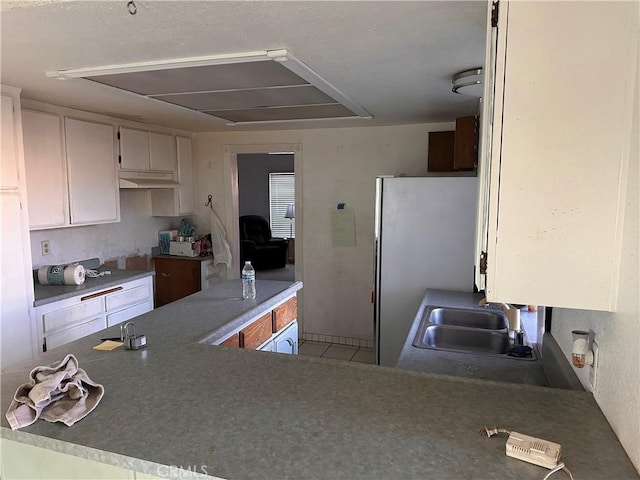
(478, 298), (523, 344)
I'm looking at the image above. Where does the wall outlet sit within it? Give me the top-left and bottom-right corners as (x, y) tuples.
(41, 240), (50, 256)
(589, 340), (599, 389)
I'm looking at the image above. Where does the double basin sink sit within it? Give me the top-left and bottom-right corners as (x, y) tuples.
(412, 306), (536, 360)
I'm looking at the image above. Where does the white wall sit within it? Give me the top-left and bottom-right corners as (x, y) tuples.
(192, 122), (453, 341)
(30, 189), (176, 268)
(550, 53), (639, 471)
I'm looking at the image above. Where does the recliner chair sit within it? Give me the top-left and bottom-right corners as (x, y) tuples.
(239, 215), (288, 270)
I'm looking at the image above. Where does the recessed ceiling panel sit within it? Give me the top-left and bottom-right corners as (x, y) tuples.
(87, 61), (308, 95)
(54, 50), (372, 124)
(203, 104), (356, 123)
(155, 85), (336, 111)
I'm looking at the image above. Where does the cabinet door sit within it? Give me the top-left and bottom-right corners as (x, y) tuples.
(149, 132), (175, 172)
(65, 118), (119, 225)
(427, 131), (455, 172)
(239, 312), (272, 349)
(1, 94), (19, 189)
(154, 258), (201, 307)
(273, 321), (298, 355)
(22, 110), (68, 229)
(484, 1), (637, 310)
(176, 136), (194, 214)
(119, 126), (149, 170)
(45, 317), (105, 351)
(453, 116), (477, 170)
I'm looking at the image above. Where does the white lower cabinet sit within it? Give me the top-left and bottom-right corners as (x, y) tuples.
(36, 276), (153, 352)
(273, 321), (298, 355)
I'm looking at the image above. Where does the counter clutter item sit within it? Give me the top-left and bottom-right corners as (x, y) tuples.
(5, 354), (104, 430)
(37, 264), (85, 286)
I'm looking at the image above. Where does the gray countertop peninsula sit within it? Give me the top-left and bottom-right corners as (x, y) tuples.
(2, 281), (638, 479)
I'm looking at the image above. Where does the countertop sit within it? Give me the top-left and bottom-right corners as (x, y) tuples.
(396, 290), (550, 387)
(33, 268), (154, 307)
(2, 282), (637, 479)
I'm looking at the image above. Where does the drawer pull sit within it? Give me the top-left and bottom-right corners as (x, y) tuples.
(161, 273), (171, 277)
(81, 286), (123, 301)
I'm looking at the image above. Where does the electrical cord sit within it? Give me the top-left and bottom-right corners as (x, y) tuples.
(542, 462), (574, 480)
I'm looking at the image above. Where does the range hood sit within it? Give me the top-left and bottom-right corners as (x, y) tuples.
(118, 171), (179, 189)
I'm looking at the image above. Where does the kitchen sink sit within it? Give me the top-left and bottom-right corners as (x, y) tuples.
(419, 325), (510, 355)
(412, 305), (536, 360)
(427, 307), (507, 330)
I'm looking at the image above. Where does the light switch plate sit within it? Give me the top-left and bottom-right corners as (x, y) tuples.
(589, 340), (599, 389)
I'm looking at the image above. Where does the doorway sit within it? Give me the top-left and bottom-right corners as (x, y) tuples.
(221, 143), (303, 324)
(237, 153), (294, 281)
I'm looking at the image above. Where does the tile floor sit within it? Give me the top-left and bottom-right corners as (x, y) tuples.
(298, 340), (374, 364)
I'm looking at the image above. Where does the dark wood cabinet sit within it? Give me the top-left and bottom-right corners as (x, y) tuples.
(427, 116), (478, 172)
(454, 116), (478, 170)
(154, 257), (201, 307)
(427, 131), (455, 172)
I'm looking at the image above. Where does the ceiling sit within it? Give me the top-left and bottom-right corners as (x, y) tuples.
(0, 1), (487, 132)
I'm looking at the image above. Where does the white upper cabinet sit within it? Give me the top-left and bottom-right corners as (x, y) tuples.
(476, 0), (638, 311)
(65, 117), (120, 225)
(150, 136), (195, 216)
(149, 132), (176, 172)
(22, 110), (68, 229)
(1, 94), (19, 189)
(119, 127), (149, 170)
(119, 127), (176, 173)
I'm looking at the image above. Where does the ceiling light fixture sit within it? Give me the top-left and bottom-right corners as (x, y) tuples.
(45, 49), (372, 125)
(452, 68), (483, 97)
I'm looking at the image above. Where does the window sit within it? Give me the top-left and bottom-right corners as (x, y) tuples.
(269, 173), (295, 238)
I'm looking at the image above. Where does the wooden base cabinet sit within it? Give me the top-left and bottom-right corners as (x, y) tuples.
(216, 295), (298, 355)
(154, 257), (214, 308)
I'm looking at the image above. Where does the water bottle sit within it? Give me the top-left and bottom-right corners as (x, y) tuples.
(241, 261), (256, 299)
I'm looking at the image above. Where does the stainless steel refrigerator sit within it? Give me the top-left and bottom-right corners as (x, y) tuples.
(374, 175), (478, 366)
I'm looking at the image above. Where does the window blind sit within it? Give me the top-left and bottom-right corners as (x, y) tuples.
(269, 172), (295, 238)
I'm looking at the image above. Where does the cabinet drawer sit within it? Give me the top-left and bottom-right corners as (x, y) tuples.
(106, 301), (152, 328)
(240, 312), (272, 350)
(45, 317), (105, 351)
(106, 284), (151, 312)
(272, 297), (297, 333)
(43, 298), (104, 333)
(220, 333), (240, 348)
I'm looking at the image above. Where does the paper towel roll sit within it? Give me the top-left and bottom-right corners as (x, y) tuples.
(38, 264), (86, 285)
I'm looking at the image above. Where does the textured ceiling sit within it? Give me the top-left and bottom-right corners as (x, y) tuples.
(0, 1), (487, 132)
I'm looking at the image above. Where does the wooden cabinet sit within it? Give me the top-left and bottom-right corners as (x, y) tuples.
(22, 109), (68, 229)
(239, 312), (272, 349)
(427, 118), (477, 172)
(36, 276), (153, 352)
(453, 116), (478, 170)
(119, 127), (176, 173)
(0, 86), (37, 368)
(22, 113), (120, 228)
(150, 136), (195, 216)
(272, 296), (297, 332)
(475, 0), (637, 311)
(65, 117), (120, 225)
(427, 131), (455, 172)
(154, 256), (213, 307)
(215, 295), (298, 354)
